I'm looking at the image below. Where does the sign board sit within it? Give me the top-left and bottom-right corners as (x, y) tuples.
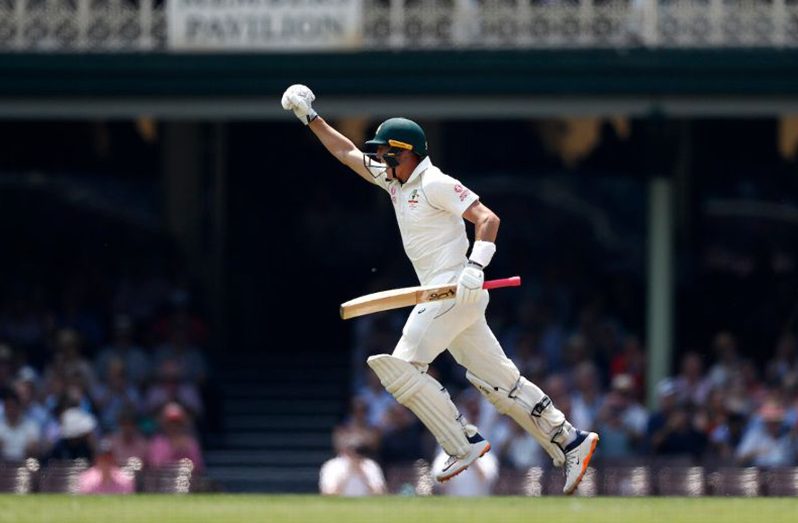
(168, 0), (364, 51)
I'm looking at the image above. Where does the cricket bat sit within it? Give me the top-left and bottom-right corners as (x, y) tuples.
(340, 276), (521, 320)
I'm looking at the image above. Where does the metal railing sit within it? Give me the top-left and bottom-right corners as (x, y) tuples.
(0, 0), (796, 52)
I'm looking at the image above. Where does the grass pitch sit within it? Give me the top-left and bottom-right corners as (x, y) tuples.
(0, 495), (795, 523)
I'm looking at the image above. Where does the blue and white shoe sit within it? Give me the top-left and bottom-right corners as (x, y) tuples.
(563, 430), (599, 495)
(433, 429), (491, 483)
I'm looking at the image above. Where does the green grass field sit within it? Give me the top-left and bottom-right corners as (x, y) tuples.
(0, 495), (795, 523)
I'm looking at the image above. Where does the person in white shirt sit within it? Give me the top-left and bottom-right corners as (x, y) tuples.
(736, 402), (797, 468)
(0, 389), (40, 462)
(282, 84), (598, 495)
(319, 432), (386, 496)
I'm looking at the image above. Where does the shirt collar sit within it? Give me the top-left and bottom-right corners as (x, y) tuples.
(405, 156), (431, 185)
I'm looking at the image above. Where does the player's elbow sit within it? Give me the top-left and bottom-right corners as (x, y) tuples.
(485, 212), (500, 231)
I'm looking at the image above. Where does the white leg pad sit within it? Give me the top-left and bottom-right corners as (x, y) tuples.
(466, 370), (570, 467)
(368, 354), (470, 457)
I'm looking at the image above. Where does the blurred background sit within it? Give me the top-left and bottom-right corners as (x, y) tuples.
(0, 0), (796, 498)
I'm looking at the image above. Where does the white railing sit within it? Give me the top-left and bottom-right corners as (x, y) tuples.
(0, 0), (796, 51)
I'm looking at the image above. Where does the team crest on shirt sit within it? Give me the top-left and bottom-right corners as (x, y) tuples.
(390, 185), (398, 204)
(408, 189), (419, 209)
(454, 184), (471, 202)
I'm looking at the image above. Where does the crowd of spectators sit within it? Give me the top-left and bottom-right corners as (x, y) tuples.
(328, 289), (798, 495)
(0, 262), (211, 494)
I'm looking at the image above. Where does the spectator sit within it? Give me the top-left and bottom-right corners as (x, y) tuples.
(594, 374), (648, 459)
(144, 359), (203, 420)
(13, 369), (56, 446)
(495, 421), (548, 470)
(708, 399), (749, 462)
(378, 403), (426, 466)
(570, 361), (604, 431)
(47, 407), (97, 462)
(335, 397), (380, 456)
(45, 328), (96, 391)
(431, 444), (499, 496)
(94, 314), (151, 389)
(78, 438), (135, 495)
(91, 358), (142, 433)
(147, 402), (204, 473)
(706, 331), (742, 390)
(647, 379), (707, 460)
(319, 431), (386, 496)
(355, 369), (394, 429)
(109, 408), (149, 466)
(609, 334), (645, 397)
(153, 321), (207, 386)
(0, 388), (40, 462)
(766, 332), (798, 386)
(673, 352), (712, 407)
(735, 402), (797, 468)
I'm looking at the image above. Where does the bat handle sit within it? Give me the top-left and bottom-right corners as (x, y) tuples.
(482, 276), (522, 290)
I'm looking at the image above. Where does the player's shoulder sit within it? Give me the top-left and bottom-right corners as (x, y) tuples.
(419, 162), (456, 188)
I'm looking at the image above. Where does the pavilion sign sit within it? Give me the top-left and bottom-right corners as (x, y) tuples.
(168, 0), (364, 51)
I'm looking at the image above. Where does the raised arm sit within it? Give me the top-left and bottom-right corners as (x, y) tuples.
(281, 84), (376, 183)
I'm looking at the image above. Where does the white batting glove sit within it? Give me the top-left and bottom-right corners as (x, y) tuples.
(281, 84), (318, 125)
(456, 262), (484, 305)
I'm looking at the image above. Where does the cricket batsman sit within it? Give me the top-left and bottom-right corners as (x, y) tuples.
(281, 84), (599, 494)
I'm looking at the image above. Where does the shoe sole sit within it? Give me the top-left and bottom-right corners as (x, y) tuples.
(564, 434), (599, 495)
(437, 442), (491, 483)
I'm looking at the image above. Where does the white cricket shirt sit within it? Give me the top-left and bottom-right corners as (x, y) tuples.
(367, 157), (479, 285)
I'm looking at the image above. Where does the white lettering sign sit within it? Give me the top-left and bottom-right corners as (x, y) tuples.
(168, 0), (363, 51)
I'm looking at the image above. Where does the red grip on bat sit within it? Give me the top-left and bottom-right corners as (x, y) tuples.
(482, 276), (522, 290)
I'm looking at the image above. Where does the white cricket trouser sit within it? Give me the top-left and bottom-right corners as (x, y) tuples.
(392, 288), (519, 389)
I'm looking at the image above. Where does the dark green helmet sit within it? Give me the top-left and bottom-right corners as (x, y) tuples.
(365, 117), (428, 158)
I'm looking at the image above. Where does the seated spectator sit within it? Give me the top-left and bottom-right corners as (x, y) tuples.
(377, 403), (426, 466)
(0, 388), (40, 462)
(144, 359), (203, 421)
(147, 402), (204, 473)
(47, 407), (97, 462)
(153, 321), (207, 386)
(674, 352), (712, 407)
(708, 399), (749, 462)
(735, 402), (797, 468)
(78, 439), (135, 495)
(594, 374), (648, 459)
(319, 431), (386, 496)
(495, 421), (548, 470)
(647, 379), (707, 460)
(91, 358), (142, 433)
(355, 369), (394, 429)
(44, 328), (96, 391)
(14, 368), (53, 437)
(109, 408), (149, 466)
(335, 397), (380, 456)
(94, 314), (151, 389)
(570, 361), (604, 431)
(431, 444), (499, 496)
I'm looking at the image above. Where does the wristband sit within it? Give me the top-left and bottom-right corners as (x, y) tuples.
(304, 108), (318, 125)
(469, 240), (496, 268)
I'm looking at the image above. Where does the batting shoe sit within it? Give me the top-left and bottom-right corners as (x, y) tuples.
(562, 430), (599, 495)
(433, 430), (491, 483)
